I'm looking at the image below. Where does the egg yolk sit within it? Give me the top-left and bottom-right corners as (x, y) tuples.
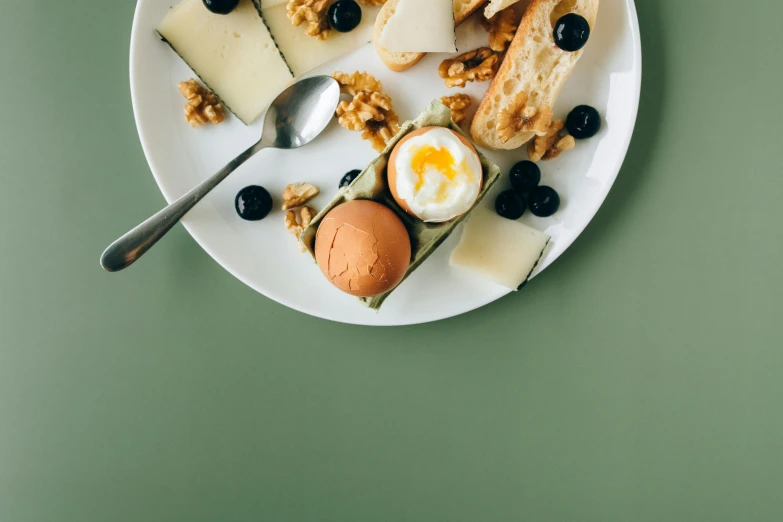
(411, 146), (459, 189)
(409, 145), (476, 204)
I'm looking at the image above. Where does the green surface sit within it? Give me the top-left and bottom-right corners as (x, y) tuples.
(1, 1), (782, 521)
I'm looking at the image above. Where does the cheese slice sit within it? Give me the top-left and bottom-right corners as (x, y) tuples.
(260, 4), (381, 77)
(484, 0), (522, 18)
(450, 207), (550, 290)
(158, 0), (294, 124)
(379, 0), (457, 53)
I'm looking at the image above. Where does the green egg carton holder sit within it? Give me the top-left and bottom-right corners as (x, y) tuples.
(301, 100), (502, 311)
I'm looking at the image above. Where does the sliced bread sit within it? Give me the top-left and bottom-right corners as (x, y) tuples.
(373, 0), (488, 72)
(470, 0), (599, 150)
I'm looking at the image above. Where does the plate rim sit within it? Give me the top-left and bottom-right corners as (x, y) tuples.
(129, 0), (642, 326)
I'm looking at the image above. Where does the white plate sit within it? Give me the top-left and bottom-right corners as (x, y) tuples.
(129, 0), (641, 326)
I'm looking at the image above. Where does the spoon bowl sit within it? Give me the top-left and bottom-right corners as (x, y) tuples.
(101, 75), (341, 272)
(261, 76), (341, 150)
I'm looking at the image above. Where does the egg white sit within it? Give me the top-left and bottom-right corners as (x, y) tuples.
(392, 128), (482, 223)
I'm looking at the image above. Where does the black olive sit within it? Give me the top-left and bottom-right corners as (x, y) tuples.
(509, 161), (541, 193)
(339, 169), (362, 189)
(202, 0), (240, 15)
(566, 105), (601, 139)
(495, 190), (527, 220)
(528, 186), (560, 217)
(329, 0), (363, 33)
(553, 14), (591, 52)
(235, 186), (273, 221)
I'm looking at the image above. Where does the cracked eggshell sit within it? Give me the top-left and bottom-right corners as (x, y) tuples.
(388, 126), (482, 222)
(314, 200), (412, 298)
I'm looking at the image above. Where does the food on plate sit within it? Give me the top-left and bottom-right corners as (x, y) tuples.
(331, 70), (382, 95)
(153, 0), (610, 314)
(283, 0), (380, 39)
(203, 0), (240, 14)
(235, 185), (273, 221)
(373, 0), (487, 72)
(159, 0), (380, 125)
(498, 161), (560, 219)
(314, 200), (412, 297)
(158, 0), (294, 124)
(566, 105), (601, 139)
(377, 0), (456, 53)
(484, 0), (521, 19)
(439, 47), (501, 88)
(527, 119), (575, 161)
(329, 0), (363, 32)
(495, 91), (553, 144)
(280, 183), (321, 250)
(282, 182), (320, 211)
(388, 127), (483, 223)
(286, 206), (318, 251)
(509, 160), (541, 192)
(339, 169), (362, 188)
(450, 207), (550, 290)
(480, 6), (518, 52)
(333, 71), (401, 152)
(286, 0), (334, 39)
(470, 0), (600, 150)
(553, 13), (591, 51)
(527, 185), (560, 217)
(335, 93), (399, 151)
(440, 94), (473, 126)
(254, 2), (381, 77)
(495, 190), (526, 220)
(301, 100), (502, 310)
(178, 79), (225, 127)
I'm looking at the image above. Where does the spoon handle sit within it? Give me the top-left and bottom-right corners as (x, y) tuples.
(100, 142), (265, 272)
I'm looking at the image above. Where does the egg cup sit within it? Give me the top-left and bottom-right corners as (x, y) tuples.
(301, 100), (502, 311)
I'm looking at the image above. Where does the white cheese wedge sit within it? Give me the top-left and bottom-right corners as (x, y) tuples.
(450, 208), (550, 290)
(484, 0), (522, 19)
(379, 0), (457, 53)
(261, 4), (381, 77)
(158, 0), (294, 124)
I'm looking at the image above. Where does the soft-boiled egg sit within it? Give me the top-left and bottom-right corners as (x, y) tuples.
(388, 127), (483, 223)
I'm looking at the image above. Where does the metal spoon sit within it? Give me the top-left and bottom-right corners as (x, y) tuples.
(100, 75), (341, 272)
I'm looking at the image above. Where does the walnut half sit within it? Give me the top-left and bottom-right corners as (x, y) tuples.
(528, 120), (576, 161)
(439, 48), (500, 88)
(441, 94), (473, 126)
(282, 182), (320, 211)
(287, 0), (331, 40)
(285, 206), (317, 252)
(332, 71), (384, 96)
(481, 7), (518, 52)
(496, 92), (553, 143)
(179, 79), (225, 128)
(333, 71), (401, 152)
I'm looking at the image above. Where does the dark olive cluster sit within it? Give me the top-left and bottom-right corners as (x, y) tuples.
(496, 161), (560, 219)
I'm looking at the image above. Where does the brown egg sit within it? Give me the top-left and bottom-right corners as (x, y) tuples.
(388, 126), (482, 222)
(314, 200), (412, 298)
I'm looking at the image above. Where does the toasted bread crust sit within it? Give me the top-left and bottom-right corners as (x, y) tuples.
(374, 0), (488, 72)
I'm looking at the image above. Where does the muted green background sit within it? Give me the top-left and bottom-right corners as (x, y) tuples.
(1, 1), (782, 521)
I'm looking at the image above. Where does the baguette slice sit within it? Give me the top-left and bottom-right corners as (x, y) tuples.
(373, 0), (488, 72)
(470, 0), (599, 150)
